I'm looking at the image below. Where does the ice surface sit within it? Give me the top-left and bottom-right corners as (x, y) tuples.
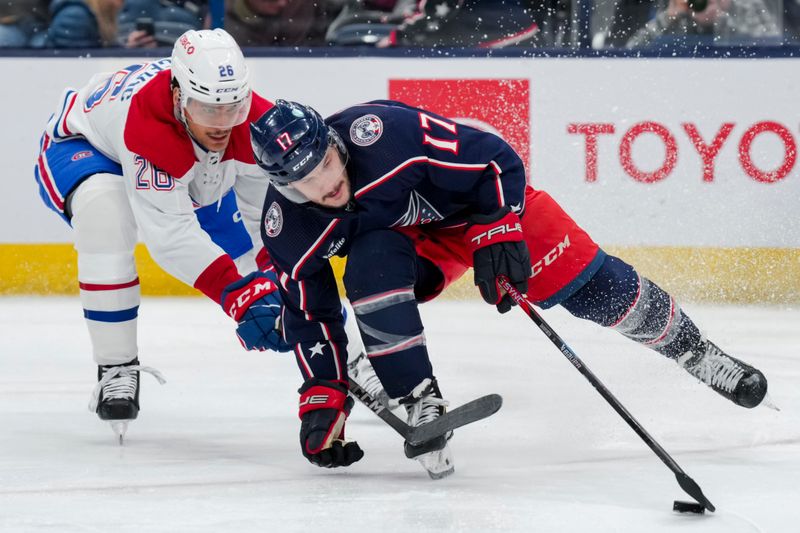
(1, 297), (798, 532)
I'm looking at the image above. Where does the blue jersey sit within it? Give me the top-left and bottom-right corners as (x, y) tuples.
(261, 100), (527, 376)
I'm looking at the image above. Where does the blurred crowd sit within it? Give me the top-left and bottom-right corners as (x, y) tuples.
(0, 0), (795, 50)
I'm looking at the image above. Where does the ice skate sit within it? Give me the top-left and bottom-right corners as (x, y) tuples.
(347, 352), (391, 409)
(398, 378), (455, 480)
(678, 340), (767, 408)
(88, 358), (166, 444)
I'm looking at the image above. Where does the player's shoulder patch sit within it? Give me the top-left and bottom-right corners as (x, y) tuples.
(264, 201), (283, 238)
(349, 114), (383, 146)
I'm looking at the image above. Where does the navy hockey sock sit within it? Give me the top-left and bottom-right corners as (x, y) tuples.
(561, 255), (701, 359)
(344, 230), (434, 398)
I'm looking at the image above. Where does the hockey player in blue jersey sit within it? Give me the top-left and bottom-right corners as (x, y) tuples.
(249, 99), (769, 478)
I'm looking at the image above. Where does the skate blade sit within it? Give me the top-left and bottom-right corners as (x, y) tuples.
(109, 421), (130, 445)
(416, 448), (455, 480)
(426, 466), (455, 480)
(761, 393), (780, 411)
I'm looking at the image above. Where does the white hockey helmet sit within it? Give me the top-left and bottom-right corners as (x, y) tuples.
(171, 28), (252, 129)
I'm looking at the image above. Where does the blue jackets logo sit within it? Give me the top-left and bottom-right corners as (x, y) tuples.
(350, 114), (383, 146)
(264, 202), (283, 238)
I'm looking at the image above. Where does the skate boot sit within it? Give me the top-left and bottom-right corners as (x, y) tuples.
(678, 339), (767, 408)
(398, 378), (455, 480)
(88, 358), (166, 444)
(347, 352), (391, 409)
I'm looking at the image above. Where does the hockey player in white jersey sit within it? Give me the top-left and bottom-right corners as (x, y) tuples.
(33, 29), (293, 442)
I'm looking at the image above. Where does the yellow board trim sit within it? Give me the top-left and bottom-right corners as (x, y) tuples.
(1, 244), (798, 303)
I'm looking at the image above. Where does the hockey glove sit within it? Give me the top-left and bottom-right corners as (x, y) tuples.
(298, 378), (364, 468)
(220, 271), (292, 352)
(255, 247), (273, 271)
(466, 207), (531, 313)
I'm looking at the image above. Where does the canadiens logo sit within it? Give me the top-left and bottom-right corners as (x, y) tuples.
(264, 202), (283, 238)
(350, 114), (383, 146)
(71, 150), (94, 162)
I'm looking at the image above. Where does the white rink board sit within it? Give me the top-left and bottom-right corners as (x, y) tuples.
(2, 56), (798, 247)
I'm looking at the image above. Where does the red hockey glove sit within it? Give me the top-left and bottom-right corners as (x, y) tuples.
(220, 271), (291, 352)
(466, 207), (531, 313)
(298, 378), (364, 468)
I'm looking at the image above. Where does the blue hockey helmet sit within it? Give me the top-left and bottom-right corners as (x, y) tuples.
(250, 100), (344, 186)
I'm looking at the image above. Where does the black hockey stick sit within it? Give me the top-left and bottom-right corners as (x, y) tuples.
(348, 377), (410, 439)
(497, 276), (715, 513)
(348, 377), (503, 446)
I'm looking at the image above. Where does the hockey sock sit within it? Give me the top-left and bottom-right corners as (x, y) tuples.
(561, 255), (701, 359)
(70, 174), (140, 366)
(350, 286), (433, 398)
(344, 230), (434, 398)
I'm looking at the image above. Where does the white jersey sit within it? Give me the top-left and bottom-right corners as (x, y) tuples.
(44, 59), (274, 303)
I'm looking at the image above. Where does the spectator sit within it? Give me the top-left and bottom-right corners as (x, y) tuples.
(45, 0), (127, 48)
(625, 0), (780, 48)
(784, 0), (800, 41)
(118, 0), (207, 48)
(325, 0), (413, 45)
(380, 0), (540, 48)
(0, 0), (49, 47)
(225, 0), (334, 46)
(590, 0), (648, 48)
(46, 0), (125, 48)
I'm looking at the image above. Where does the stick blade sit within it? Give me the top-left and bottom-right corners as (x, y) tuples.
(675, 472), (715, 512)
(406, 394), (503, 446)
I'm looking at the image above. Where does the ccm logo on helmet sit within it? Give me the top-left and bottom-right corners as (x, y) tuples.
(292, 151), (313, 172)
(179, 35), (195, 54)
(469, 222), (523, 246)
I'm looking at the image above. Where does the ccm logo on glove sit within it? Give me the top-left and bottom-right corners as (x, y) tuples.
(224, 278), (276, 321)
(220, 271), (290, 352)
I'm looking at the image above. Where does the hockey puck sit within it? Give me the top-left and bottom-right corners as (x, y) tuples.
(673, 500), (706, 514)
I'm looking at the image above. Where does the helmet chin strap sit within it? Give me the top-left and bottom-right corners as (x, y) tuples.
(174, 95), (218, 154)
(177, 108), (209, 152)
(173, 86), (190, 130)
(273, 183), (310, 204)
(330, 128), (348, 161)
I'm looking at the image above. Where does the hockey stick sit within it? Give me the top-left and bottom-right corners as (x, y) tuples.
(348, 377), (410, 439)
(497, 276), (715, 513)
(348, 377), (503, 446)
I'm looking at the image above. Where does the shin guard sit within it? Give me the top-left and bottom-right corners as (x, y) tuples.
(344, 230), (434, 399)
(609, 277), (701, 359)
(70, 174), (140, 366)
(562, 255), (701, 359)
